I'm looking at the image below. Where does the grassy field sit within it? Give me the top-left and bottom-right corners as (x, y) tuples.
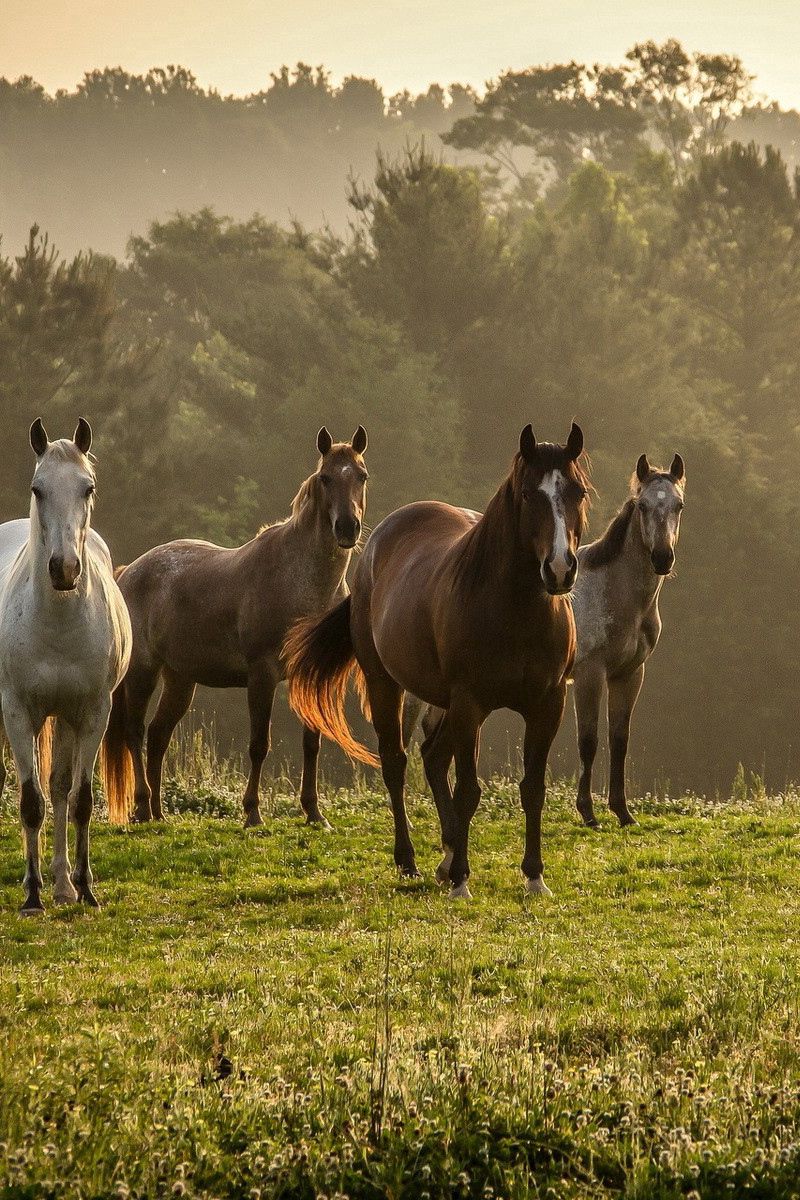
(2, 751), (800, 1199)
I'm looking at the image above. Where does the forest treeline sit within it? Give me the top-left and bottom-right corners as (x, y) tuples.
(2, 40), (800, 792)
(2, 43), (800, 255)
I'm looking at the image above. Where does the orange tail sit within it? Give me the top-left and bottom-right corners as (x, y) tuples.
(100, 681), (134, 822)
(283, 596), (379, 768)
(37, 717), (54, 792)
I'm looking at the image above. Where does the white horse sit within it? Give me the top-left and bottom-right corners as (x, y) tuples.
(0, 419), (131, 914)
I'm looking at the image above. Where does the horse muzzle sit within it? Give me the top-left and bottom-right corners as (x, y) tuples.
(334, 518), (361, 549)
(542, 552), (578, 596)
(49, 555), (81, 591)
(651, 549), (675, 575)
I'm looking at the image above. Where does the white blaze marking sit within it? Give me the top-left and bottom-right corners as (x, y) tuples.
(539, 471), (570, 582)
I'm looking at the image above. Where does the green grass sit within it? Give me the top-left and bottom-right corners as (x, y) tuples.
(2, 766), (800, 1199)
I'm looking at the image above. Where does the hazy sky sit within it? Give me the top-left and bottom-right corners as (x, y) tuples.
(4, 0), (800, 108)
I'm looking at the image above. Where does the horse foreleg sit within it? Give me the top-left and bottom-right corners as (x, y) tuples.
(447, 697), (483, 898)
(242, 666), (277, 828)
(145, 672), (196, 820)
(573, 662), (605, 828)
(70, 700), (112, 908)
(521, 684), (567, 896)
(3, 700), (46, 915)
(50, 719), (78, 904)
(607, 664), (644, 827)
(0, 716), (7, 804)
(299, 723), (329, 828)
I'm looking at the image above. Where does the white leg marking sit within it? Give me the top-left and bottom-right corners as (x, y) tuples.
(525, 874), (553, 897)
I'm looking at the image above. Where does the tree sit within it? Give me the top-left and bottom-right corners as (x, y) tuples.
(443, 62), (644, 200)
(625, 40), (752, 176)
(343, 144), (507, 357)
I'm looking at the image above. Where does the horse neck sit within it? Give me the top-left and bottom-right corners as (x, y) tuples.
(283, 484), (351, 591)
(458, 477), (548, 603)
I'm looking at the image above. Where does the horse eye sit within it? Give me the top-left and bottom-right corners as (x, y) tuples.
(319, 473), (332, 486)
(31, 485), (42, 500)
(85, 485), (95, 499)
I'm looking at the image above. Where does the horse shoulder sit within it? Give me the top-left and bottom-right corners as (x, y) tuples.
(571, 564), (612, 664)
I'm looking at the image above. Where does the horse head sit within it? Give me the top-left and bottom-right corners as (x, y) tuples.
(518, 422), (590, 595)
(633, 453), (685, 576)
(314, 425), (369, 550)
(29, 418), (96, 592)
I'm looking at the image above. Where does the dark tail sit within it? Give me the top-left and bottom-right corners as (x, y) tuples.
(100, 682), (134, 823)
(284, 596), (379, 768)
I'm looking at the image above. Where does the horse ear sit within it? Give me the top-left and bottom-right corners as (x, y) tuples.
(30, 418), (49, 457)
(670, 453), (685, 482)
(317, 426), (333, 456)
(351, 425), (368, 454)
(636, 453), (651, 483)
(566, 422), (583, 461)
(73, 417), (92, 455)
(519, 424), (537, 463)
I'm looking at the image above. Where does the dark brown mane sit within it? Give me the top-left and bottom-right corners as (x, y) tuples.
(455, 447), (591, 592)
(581, 498), (636, 569)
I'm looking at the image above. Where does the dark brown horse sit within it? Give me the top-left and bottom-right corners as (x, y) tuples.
(285, 424), (590, 896)
(102, 426), (369, 827)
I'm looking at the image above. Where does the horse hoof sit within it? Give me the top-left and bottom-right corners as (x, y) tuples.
(243, 811), (264, 829)
(53, 886), (79, 905)
(581, 817), (600, 830)
(305, 814), (333, 831)
(20, 901), (45, 917)
(525, 875), (553, 897)
(612, 810), (636, 828)
(449, 881), (472, 900)
(79, 888), (101, 909)
(131, 810), (152, 824)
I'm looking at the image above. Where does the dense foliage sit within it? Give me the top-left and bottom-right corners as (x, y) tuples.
(1, 41), (800, 792)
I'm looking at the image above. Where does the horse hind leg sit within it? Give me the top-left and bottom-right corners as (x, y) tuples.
(50, 719), (78, 904)
(145, 672), (196, 821)
(573, 664), (604, 828)
(242, 664), (278, 828)
(607, 665), (644, 827)
(419, 707), (457, 884)
(123, 667), (160, 823)
(299, 723), (331, 828)
(366, 672), (418, 878)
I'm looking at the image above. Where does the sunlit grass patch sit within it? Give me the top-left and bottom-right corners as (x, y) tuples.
(1, 776), (800, 1197)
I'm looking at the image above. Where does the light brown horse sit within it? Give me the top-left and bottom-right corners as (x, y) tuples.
(571, 453), (685, 826)
(102, 426), (369, 826)
(285, 424), (590, 896)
